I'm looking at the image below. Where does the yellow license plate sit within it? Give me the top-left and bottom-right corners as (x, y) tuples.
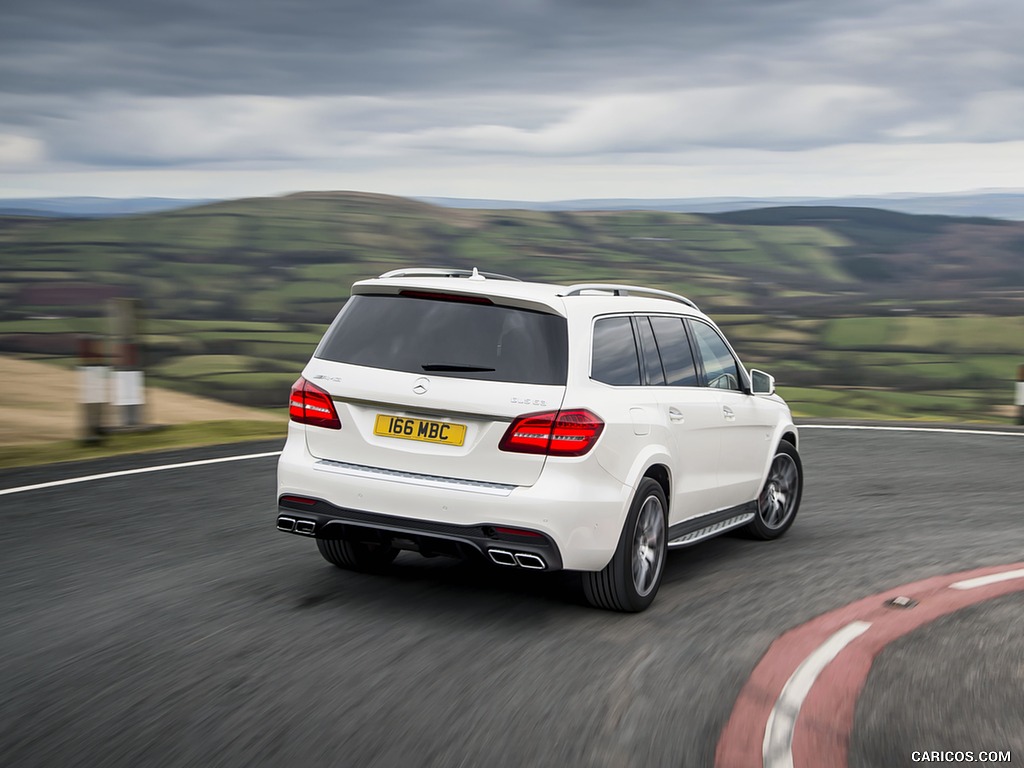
(373, 414), (467, 446)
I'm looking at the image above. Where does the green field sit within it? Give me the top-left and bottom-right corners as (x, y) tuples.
(1, 193), (1022, 423)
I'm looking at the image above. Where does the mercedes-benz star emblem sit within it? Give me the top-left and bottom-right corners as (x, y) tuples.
(413, 377), (430, 395)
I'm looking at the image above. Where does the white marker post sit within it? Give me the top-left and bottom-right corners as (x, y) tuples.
(109, 298), (146, 429)
(77, 335), (108, 444)
(1017, 364), (1024, 426)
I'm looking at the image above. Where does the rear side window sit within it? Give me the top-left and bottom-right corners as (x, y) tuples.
(635, 317), (666, 386)
(649, 316), (699, 387)
(591, 317), (641, 386)
(316, 294), (568, 385)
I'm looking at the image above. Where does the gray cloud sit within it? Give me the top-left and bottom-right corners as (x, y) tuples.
(1, 0), (1022, 196)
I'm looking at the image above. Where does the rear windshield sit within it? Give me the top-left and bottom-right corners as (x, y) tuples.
(316, 294), (568, 385)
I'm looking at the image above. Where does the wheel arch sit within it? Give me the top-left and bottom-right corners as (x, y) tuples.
(755, 424), (801, 490)
(642, 463), (671, 511)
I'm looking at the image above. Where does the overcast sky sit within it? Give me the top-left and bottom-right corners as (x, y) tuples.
(2, 0), (1023, 200)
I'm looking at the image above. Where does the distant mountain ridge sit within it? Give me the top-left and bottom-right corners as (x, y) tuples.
(0, 197), (215, 218)
(418, 191), (1024, 220)
(2, 190), (1024, 220)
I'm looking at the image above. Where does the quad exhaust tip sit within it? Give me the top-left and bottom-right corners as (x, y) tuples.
(488, 549), (517, 566)
(514, 553), (545, 570)
(488, 549), (546, 570)
(277, 516), (316, 535)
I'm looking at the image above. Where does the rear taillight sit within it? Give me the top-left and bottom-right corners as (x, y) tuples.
(289, 377), (341, 429)
(499, 409), (604, 457)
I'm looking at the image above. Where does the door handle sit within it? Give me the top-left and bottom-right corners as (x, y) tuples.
(722, 406), (735, 421)
(668, 407), (685, 423)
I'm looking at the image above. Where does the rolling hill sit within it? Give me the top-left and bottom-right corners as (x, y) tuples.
(0, 191), (1021, 421)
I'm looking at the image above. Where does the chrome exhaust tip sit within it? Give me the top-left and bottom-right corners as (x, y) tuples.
(514, 553), (545, 570)
(294, 519), (316, 536)
(277, 516), (296, 532)
(488, 549), (517, 567)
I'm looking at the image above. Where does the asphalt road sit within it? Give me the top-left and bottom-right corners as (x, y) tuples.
(1, 429), (1021, 768)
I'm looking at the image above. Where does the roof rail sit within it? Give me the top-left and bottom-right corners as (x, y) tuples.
(378, 267), (522, 282)
(560, 284), (699, 309)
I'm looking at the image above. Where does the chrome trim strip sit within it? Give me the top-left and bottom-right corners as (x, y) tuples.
(667, 513), (755, 548)
(312, 458), (516, 497)
(330, 396), (513, 424)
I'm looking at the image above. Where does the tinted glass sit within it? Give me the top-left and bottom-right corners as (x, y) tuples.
(316, 294), (568, 385)
(636, 317), (666, 386)
(591, 317), (641, 386)
(690, 321), (742, 391)
(649, 316), (699, 387)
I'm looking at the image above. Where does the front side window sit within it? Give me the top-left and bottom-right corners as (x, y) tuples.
(690, 321), (742, 391)
(316, 294), (568, 385)
(591, 317), (641, 386)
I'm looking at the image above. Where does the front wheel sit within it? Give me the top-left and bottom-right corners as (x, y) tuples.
(744, 440), (803, 540)
(583, 478), (668, 612)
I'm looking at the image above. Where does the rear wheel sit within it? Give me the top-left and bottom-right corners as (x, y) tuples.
(317, 538), (399, 571)
(745, 440), (802, 540)
(583, 478), (668, 612)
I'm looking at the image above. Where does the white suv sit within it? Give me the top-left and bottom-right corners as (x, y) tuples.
(277, 268), (802, 611)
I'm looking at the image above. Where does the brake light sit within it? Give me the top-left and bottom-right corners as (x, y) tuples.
(399, 290), (493, 305)
(499, 409), (604, 457)
(289, 377), (341, 429)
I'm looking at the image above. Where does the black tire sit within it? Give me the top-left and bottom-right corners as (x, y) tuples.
(316, 537), (399, 572)
(744, 440), (803, 540)
(583, 478), (668, 612)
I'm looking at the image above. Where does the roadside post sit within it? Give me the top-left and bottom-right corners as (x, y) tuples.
(109, 298), (146, 428)
(77, 334), (108, 444)
(1017, 364), (1024, 426)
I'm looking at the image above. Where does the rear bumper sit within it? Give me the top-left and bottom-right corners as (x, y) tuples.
(277, 496), (563, 570)
(276, 426), (632, 571)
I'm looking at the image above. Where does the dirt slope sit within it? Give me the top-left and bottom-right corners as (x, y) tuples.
(0, 356), (280, 445)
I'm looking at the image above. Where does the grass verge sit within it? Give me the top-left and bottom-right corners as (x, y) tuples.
(0, 419), (286, 470)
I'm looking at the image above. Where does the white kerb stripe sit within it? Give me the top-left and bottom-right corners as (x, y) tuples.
(800, 424), (1024, 438)
(763, 620), (872, 768)
(0, 451), (282, 497)
(950, 568), (1024, 590)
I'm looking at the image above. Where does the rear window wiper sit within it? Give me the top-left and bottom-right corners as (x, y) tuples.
(421, 363), (496, 372)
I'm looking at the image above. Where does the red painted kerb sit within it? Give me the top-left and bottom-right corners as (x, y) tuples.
(715, 562), (1024, 768)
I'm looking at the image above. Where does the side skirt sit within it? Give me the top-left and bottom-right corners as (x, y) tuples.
(666, 501), (757, 549)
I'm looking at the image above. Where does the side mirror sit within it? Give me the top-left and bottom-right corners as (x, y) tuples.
(749, 369), (775, 396)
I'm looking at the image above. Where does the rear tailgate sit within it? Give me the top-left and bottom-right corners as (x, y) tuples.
(302, 359), (564, 487)
(301, 290), (569, 488)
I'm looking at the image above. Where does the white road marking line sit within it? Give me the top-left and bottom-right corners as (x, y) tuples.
(950, 568), (1024, 590)
(0, 451), (283, 497)
(3, 424), (1018, 496)
(800, 424), (1024, 437)
(763, 620), (872, 768)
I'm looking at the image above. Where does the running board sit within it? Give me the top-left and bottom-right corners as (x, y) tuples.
(667, 512), (755, 548)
